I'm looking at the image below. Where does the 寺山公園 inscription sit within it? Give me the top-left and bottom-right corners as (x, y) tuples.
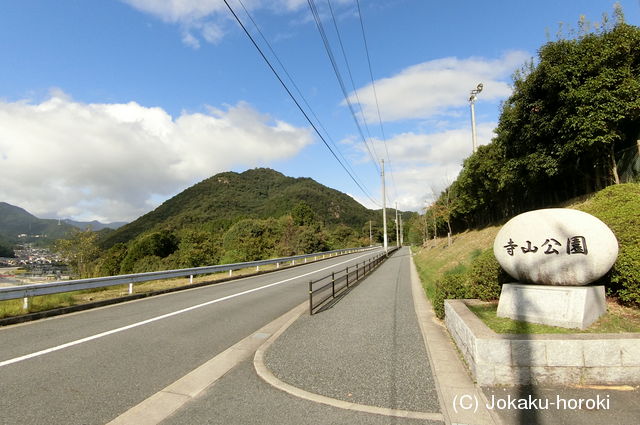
(503, 236), (588, 257)
(493, 208), (618, 286)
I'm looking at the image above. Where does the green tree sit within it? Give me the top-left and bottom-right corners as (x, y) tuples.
(0, 238), (14, 257)
(175, 229), (222, 268)
(54, 230), (101, 277)
(119, 231), (179, 273)
(291, 201), (317, 226)
(433, 9), (640, 229)
(95, 243), (128, 276)
(221, 218), (281, 263)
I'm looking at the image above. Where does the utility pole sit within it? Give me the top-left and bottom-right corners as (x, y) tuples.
(399, 213), (404, 246)
(395, 202), (400, 248)
(381, 159), (388, 253)
(469, 83), (483, 153)
(369, 220), (372, 246)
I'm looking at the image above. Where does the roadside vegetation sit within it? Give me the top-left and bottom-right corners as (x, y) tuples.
(410, 8), (639, 333)
(412, 183), (640, 332)
(0, 260), (300, 319)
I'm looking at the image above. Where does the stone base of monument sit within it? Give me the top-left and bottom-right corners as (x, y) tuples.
(497, 283), (606, 329)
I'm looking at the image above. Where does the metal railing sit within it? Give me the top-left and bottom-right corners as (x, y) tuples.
(0, 247), (377, 307)
(308, 247), (398, 315)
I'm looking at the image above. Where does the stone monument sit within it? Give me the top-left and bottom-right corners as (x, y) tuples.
(493, 208), (618, 329)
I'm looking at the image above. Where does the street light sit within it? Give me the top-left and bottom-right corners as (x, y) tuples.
(469, 83), (483, 153)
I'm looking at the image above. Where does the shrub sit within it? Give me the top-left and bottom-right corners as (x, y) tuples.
(575, 183), (640, 307)
(120, 231), (179, 273)
(432, 270), (472, 319)
(611, 246), (640, 306)
(430, 249), (512, 318)
(467, 249), (511, 301)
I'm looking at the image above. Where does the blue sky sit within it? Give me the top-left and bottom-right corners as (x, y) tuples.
(1, 0), (639, 222)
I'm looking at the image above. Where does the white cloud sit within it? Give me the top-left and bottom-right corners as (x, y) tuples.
(349, 123), (496, 212)
(339, 52), (528, 212)
(120, 0), (311, 48)
(121, 0), (228, 23)
(348, 51), (530, 123)
(0, 91), (312, 222)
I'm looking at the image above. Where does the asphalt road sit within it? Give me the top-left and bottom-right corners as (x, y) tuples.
(0, 249), (383, 425)
(161, 247), (443, 425)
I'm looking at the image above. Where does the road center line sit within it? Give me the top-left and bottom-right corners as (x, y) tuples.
(0, 251), (377, 368)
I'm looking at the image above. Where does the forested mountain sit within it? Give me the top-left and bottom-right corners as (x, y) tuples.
(56, 168), (412, 277)
(0, 202), (76, 243)
(100, 168), (376, 248)
(49, 168), (416, 278)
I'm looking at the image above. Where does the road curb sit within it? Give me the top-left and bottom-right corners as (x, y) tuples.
(409, 253), (502, 425)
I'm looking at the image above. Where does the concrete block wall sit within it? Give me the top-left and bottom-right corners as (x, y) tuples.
(444, 299), (640, 386)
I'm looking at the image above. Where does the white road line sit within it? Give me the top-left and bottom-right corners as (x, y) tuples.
(0, 251), (377, 368)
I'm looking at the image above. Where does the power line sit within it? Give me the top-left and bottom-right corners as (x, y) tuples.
(355, 0), (398, 200)
(235, 0), (364, 190)
(222, 0), (380, 207)
(325, 0), (379, 160)
(307, 0), (381, 174)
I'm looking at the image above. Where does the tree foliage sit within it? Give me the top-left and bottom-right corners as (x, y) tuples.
(0, 235), (15, 257)
(428, 12), (640, 232)
(54, 230), (101, 277)
(119, 231), (179, 273)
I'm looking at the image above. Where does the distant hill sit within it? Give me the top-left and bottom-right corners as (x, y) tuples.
(0, 202), (76, 243)
(101, 168), (377, 248)
(63, 219), (127, 231)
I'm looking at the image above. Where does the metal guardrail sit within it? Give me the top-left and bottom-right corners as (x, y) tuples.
(308, 247), (398, 315)
(0, 247), (376, 305)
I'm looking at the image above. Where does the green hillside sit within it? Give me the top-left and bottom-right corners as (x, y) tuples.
(101, 168), (376, 248)
(62, 168), (406, 277)
(0, 202), (76, 244)
(413, 183), (640, 319)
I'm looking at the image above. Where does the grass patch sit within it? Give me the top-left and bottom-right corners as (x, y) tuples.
(412, 226), (501, 307)
(0, 293), (77, 318)
(468, 300), (640, 334)
(412, 184), (640, 322)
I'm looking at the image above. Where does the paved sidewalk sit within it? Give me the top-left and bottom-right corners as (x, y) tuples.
(159, 246), (638, 425)
(262, 247), (445, 423)
(160, 247), (498, 425)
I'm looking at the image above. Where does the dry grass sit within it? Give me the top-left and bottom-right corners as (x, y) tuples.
(412, 225), (500, 291)
(0, 261), (290, 319)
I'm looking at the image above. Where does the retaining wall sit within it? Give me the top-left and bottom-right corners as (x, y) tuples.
(444, 299), (640, 386)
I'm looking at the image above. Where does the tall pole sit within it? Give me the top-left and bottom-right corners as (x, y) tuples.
(470, 100), (478, 153)
(399, 213), (404, 246)
(369, 220), (372, 246)
(395, 202), (400, 248)
(469, 83), (483, 154)
(381, 159), (388, 253)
